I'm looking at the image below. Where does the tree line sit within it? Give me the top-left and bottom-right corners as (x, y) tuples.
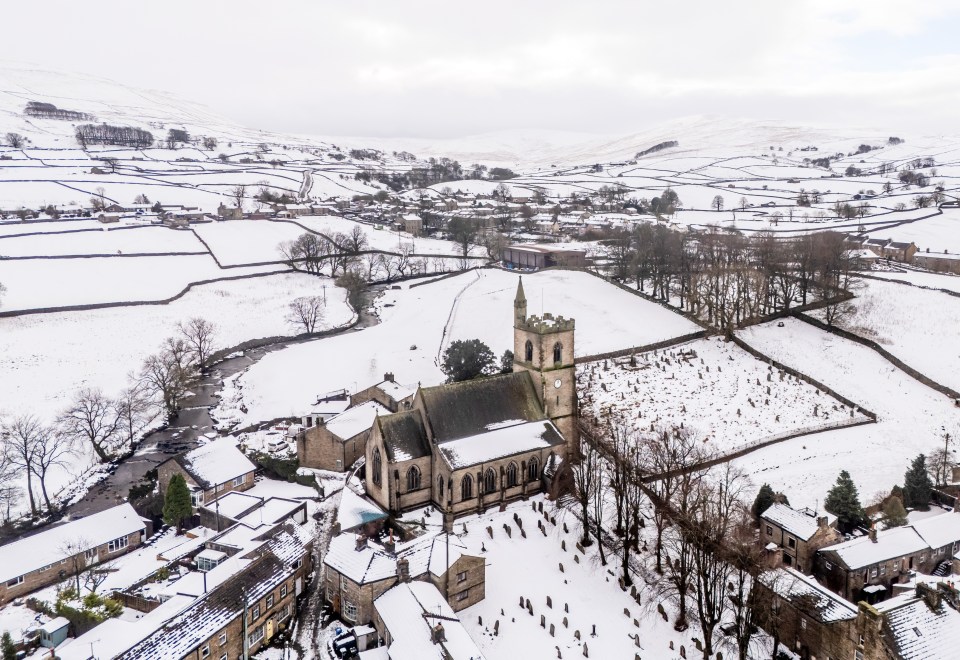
(75, 123), (154, 149)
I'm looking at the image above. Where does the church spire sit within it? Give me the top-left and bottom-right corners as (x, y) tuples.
(514, 277), (527, 327)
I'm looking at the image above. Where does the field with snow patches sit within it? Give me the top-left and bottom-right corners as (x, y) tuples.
(579, 336), (868, 457)
(732, 318), (960, 510)
(811, 277), (960, 393)
(214, 268), (699, 429)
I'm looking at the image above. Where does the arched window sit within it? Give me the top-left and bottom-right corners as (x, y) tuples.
(372, 448), (382, 487)
(553, 342), (563, 364)
(527, 457), (540, 482)
(406, 465), (421, 491)
(437, 475), (444, 499)
(461, 474), (473, 501)
(506, 462), (519, 488)
(483, 468), (497, 493)
(525, 340), (533, 362)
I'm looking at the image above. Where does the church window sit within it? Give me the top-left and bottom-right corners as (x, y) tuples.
(527, 457), (540, 482)
(437, 475), (444, 499)
(406, 465), (421, 491)
(553, 342), (562, 364)
(372, 448), (382, 487)
(506, 462), (519, 487)
(483, 468), (497, 493)
(461, 474), (473, 501)
(524, 340), (533, 362)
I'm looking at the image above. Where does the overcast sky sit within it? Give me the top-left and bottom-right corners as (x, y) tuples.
(3, 0), (959, 138)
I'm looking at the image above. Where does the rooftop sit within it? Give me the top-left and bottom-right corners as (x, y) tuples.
(437, 419), (564, 470)
(761, 503), (836, 541)
(821, 526), (928, 570)
(876, 586), (960, 659)
(759, 567), (857, 623)
(325, 400), (389, 440)
(176, 438), (256, 489)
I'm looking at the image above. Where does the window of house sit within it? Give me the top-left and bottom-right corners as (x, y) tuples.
(220, 655), (227, 660)
(527, 458), (540, 482)
(894, 560), (900, 572)
(461, 474), (473, 501)
(855, 649), (864, 660)
(232, 475), (244, 487)
(372, 449), (382, 487)
(920, 554), (926, 562)
(340, 576), (347, 590)
(783, 555), (792, 566)
(266, 594), (274, 608)
(218, 632), (226, 645)
(201, 645), (210, 658)
(870, 568), (877, 578)
(251, 604), (261, 621)
(483, 468), (496, 493)
(766, 525), (773, 536)
(787, 537), (796, 549)
(294, 558), (302, 569)
(406, 465), (421, 491)
(248, 625), (264, 646)
(824, 560), (832, 570)
(457, 571), (468, 583)
(6, 576), (23, 587)
(800, 619), (806, 630)
(505, 462), (519, 488)
(190, 490), (203, 506)
(279, 603), (291, 620)
(457, 589), (470, 601)
(880, 564), (886, 576)
(343, 601), (358, 622)
(281, 584), (288, 598)
(107, 536), (129, 553)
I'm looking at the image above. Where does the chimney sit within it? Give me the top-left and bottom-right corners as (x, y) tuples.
(355, 535), (367, 551)
(384, 529), (396, 554)
(431, 623), (446, 644)
(396, 557), (410, 583)
(869, 526), (877, 543)
(817, 516), (828, 529)
(937, 581), (959, 609)
(916, 582), (942, 610)
(384, 372), (395, 383)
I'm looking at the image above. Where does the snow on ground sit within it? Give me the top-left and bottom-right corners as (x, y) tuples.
(192, 220), (305, 265)
(293, 215), (484, 257)
(811, 277), (960, 392)
(579, 336), (868, 457)
(217, 269), (699, 427)
(732, 318), (960, 510)
(862, 208), (960, 255)
(867, 269), (960, 294)
(0, 225), (206, 256)
(0, 254), (281, 311)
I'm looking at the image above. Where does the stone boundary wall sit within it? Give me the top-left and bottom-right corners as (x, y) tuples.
(574, 330), (710, 364)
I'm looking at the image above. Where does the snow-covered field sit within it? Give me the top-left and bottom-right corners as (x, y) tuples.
(579, 336), (868, 457)
(0, 225), (206, 257)
(866, 269), (960, 295)
(192, 220), (304, 265)
(215, 268), (700, 428)
(812, 277), (960, 392)
(732, 318), (960, 509)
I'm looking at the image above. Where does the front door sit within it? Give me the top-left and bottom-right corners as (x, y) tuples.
(296, 577), (303, 596)
(266, 618), (274, 641)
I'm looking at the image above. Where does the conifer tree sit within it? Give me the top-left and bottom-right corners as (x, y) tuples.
(1, 632), (15, 660)
(903, 454), (933, 511)
(162, 473), (193, 533)
(824, 470), (865, 533)
(882, 496), (908, 528)
(751, 483), (776, 517)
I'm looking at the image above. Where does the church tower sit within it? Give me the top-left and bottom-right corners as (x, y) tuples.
(511, 278), (578, 452)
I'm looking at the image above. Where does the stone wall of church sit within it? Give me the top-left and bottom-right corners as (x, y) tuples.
(390, 455), (433, 513)
(443, 447), (558, 517)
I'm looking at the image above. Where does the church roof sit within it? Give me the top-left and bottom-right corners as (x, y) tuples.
(418, 371), (545, 443)
(437, 420), (564, 469)
(377, 409), (431, 462)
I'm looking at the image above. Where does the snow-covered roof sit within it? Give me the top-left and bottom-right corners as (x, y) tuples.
(0, 503), (145, 582)
(325, 400), (388, 440)
(761, 503), (836, 541)
(437, 420), (564, 469)
(759, 567), (857, 623)
(910, 512), (960, 550)
(337, 487), (388, 532)
(176, 439), (256, 489)
(324, 531), (467, 585)
(376, 379), (417, 401)
(374, 581), (485, 660)
(876, 587), (960, 659)
(235, 497), (303, 529)
(821, 526), (929, 569)
(205, 491), (263, 520)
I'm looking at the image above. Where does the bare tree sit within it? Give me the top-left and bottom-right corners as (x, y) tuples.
(712, 195), (724, 212)
(287, 296), (326, 333)
(230, 184), (247, 210)
(5, 133), (24, 148)
(0, 450), (20, 524)
(134, 193), (150, 205)
(280, 233), (330, 275)
(59, 388), (121, 463)
(202, 137), (218, 151)
(141, 339), (196, 420)
(178, 317), (218, 371)
(3, 414), (41, 516)
(20, 418), (72, 514)
(0, 281), (6, 308)
(114, 380), (155, 451)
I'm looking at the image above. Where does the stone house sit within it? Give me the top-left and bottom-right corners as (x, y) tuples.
(197, 491), (308, 533)
(158, 440), (257, 507)
(216, 204), (243, 220)
(856, 581), (960, 659)
(349, 374), (416, 413)
(914, 250), (960, 274)
(323, 531), (484, 626)
(296, 400), (389, 472)
(0, 503), (146, 604)
(884, 241), (917, 262)
(364, 280), (573, 519)
(760, 503), (840, 573)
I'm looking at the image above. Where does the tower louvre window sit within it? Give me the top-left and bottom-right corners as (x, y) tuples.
(553, 342), (562, 364)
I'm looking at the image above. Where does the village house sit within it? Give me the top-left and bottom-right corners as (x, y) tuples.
(216, 203), (243, 220)
(760, 503), (840, 573)
(157, 440), (257, 507)
(350, 374), (416, 413)
(371, 581), (485, 660)
(323, 530), (485, 627)
(884, 240), (918, 262)
(197, 491), (308, 533)
(501, 244), (587, 270)
(296, 399), (390, 472)
(364, 282), (573, 519)
(856, 581), (960, 659)
(0, 503), (147, 604)
(914, 250), (960, 274)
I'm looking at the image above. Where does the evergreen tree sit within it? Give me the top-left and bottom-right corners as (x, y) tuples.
(162, 473), (193, 533)
(903, 454), (933, 511)
(440, 339), (496, 382)
(882, 496), (908, 528)
(1, 632), (15, 660)
(499, 350), (514, 374)
(824, 470), (866, 533)
(751, 483), (776, 517)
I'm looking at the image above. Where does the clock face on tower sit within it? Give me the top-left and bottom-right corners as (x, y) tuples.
(554, 378), (563, 389)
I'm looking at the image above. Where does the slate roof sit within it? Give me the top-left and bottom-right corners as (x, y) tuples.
(377, 409), (431, 462)
(418, 371), (544, 443)
(759, 567), (857, 623)
(877, 588), (960, 659)
(820, 526), (929, 570)
(437, 420), (564, 469)
(761, 503), (836, 541)
(174, 439), (256, 490)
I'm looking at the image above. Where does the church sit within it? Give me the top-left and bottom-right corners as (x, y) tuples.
(364, 278), (578, 518)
